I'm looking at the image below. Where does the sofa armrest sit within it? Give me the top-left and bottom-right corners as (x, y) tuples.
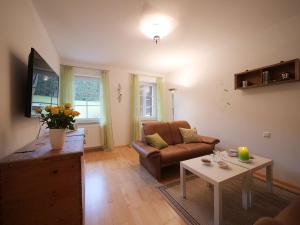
(199, 135), (220, 145)
(253, 218), (283, 225)
(132, 141), (160, 158)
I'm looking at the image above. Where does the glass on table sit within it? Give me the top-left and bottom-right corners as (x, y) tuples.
(212, 149), (221, 162)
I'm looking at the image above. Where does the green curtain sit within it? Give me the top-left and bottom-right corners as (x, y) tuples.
(100, 70), (114, 150)
(156, 77), (165, 121)
(130, 74), (141, 142)
(59, 65), (73, 105)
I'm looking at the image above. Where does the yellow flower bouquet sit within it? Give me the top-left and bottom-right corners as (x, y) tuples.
(34, 103), (80, 130)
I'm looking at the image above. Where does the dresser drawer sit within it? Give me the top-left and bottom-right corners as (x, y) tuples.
(0, 157), (83, 225)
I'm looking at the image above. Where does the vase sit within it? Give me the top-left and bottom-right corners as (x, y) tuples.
(49, 129), (66, 150)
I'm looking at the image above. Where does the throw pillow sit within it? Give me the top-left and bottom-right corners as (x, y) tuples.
(145, 133), (168, 149)
(179, 127), (202, 143)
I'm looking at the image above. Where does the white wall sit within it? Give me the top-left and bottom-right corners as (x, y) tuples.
(108, 68), (132, 146)
(61, 59), (165, 147)
(166, 13), (300, 186)
(0, 0), (60, 158)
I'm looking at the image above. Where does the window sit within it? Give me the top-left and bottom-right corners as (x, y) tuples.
(73, 75), (102, 122)
(140, 82), (157, 120)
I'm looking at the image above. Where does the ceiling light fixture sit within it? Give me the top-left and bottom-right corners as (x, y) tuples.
(153, 35), (160, 44)
(141, 15), (174, 44)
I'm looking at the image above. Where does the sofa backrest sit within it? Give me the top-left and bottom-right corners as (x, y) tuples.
(168, 120), (191, 144)
(142, 121), (173, 145)
(142, 120), (191, 145)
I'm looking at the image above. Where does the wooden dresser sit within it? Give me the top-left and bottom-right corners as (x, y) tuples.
(0, 129), (85, 225)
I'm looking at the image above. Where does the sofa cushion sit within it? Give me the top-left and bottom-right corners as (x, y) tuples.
(160, 143), (213, 166)
(145, 133), (168, 149)
(160, 145), (189, 165)
(169, 120), (191, 144)
(176, 143), (214, 156)
(143, 121), (174, 145)
(179, 127), (202, 143)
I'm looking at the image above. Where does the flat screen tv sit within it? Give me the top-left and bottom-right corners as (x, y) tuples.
(25, 48), (59, 117)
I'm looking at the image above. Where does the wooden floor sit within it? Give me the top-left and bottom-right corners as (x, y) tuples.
(83, 147), (186, 225)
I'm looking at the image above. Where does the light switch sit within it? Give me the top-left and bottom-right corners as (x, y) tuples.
(263, 132), (271, 138)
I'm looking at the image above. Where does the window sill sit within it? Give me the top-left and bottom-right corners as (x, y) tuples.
(141, 118), (158, 122)
(76, 119), (100, 125)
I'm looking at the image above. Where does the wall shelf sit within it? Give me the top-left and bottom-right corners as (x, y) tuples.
(234, 59), (300, 90)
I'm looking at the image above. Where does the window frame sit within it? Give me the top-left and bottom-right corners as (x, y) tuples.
(139, 81), (157, 121)
(73, 74), (102, 124)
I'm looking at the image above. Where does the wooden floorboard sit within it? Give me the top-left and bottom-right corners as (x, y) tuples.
(83, 147), (186, 225)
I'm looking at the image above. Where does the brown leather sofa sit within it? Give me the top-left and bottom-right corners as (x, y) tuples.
(253, 197), (300, 225)
(132, 120), (220, 180)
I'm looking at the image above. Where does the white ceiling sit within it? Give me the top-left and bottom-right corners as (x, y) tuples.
(32, 0), (300, 74)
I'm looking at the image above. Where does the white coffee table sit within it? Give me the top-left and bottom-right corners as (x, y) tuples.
(222, 153), (273, 208)
(180, 156), (250, 225)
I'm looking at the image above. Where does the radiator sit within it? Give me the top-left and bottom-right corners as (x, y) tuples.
(77, 123), (102, 148)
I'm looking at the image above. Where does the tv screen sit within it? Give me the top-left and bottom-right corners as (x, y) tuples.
(25, 48), (59, 117)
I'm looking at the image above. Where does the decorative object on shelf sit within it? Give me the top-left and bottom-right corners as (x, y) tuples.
(234, 59), (299, 90)
(117, 83), (123, 103)
(169, 88), (176, 120)
(242, 80), (248, 87)
(238, 146), (250, 161)
(262, 71), (270, 84)
(34, 103), (80, 150)
(281, 72), (290, 80)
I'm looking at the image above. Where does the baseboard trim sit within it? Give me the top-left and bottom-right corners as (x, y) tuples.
(84, 146), (104, 152)
(114, 145), (131, 149)
(254, 172), (300, 194)
(84, 145), (130, 152)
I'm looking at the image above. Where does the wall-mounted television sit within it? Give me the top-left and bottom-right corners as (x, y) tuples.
(25, 48), (59, 117)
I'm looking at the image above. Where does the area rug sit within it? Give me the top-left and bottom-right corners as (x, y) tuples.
(158, 177), (298, 225)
